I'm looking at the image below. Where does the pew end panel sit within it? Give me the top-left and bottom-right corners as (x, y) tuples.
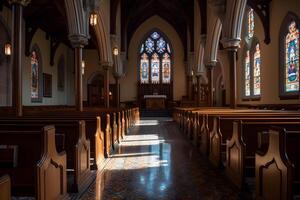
(74, 120), (95, 193)
(36, 125), (67, 200)
(209, 117), (223, 168)
(226, 121), (246, 189)
(0, 175), (11, 200)
(255, 127), (295, 200)
(95, 117), (105, 170)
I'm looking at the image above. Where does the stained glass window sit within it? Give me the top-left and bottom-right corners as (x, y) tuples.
(253, 44), (261, 95)
(140, 53), (149, 84)
(157, 38), (166, 53)
(245, 51), (251, 97)
(285, 21), (299, 92)
(31, 50), (39, 99)
(248, 9), (254, 39)
(151, 53), (160, 83)
(243, 8), (262, 99)
(145, 38), (154, 54)
(139, 31), (172, 84)
(162, 54), (171, 84)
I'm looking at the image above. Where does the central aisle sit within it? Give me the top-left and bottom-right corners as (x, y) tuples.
(82, 118), (250, 200)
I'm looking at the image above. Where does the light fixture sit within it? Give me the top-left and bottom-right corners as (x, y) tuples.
(4, 43), (11, 56)
(109, 91), (112, 96)
(82, 60), (85, 75)
(90, 12), (97, 26)
(113, 47), (119, 56)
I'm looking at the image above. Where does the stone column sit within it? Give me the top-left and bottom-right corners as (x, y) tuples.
(74, 46), (83, 111)
(103, 65), (110, 108)
(114, 75), (121, 108)
(196, 75), (201, 106)
(228, 49), (237, 108)
(9, 0), (30, 117)
(187, 75), (193, 100)
(206, 65), (214, 107)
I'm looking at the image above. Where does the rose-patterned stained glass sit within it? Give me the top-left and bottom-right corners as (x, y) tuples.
(245, 50), (251, 97)
(248, 9), (254, 39)
(285, 21), (299, 92)
(162, 53), (171, 83)
(145, 38), (154, 53)
(157, 38), (166, 53)
(151, 53), (160, 83)
(151, 32), (160, 39)
(253, 43), (261, 96)
(139, 31), (172, 84)
(140, 53), (149, 84)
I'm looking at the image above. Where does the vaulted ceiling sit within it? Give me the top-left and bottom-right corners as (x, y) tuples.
(120, 0), (195, 59)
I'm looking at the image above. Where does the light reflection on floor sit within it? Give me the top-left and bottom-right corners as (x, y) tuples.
(81, 118), (252, 200)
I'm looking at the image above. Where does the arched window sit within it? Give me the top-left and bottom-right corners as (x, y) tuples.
(30, 44), (43, 103)
(279, 13), (300, 99)
(248, 8), (254, 39)
(253, 43), (261, 96)
(139, 31), (172, 84)
(242, 8), (262, 100)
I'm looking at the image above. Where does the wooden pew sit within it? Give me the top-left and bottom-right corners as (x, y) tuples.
(95, 117), (105, 170)
(0, 125), (67, 199)
(118, 112), (122, 142)
(37, 125), (68, 200)
(226, 120), (300, 189)
(209, 117), (300, 168)
(0, 120), (94, 194)
(255, 127), (300, 200)
(0, 174), (11, 200)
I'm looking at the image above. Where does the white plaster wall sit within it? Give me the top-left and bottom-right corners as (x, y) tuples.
(22, 29), (74, 106)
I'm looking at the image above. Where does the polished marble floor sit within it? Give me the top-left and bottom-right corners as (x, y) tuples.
(81, 118), (252, 200)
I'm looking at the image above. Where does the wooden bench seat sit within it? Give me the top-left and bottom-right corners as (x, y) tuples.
(226, 120), (300, 189)
(0, 125), (67, 199)
(0, 120), (93, 194)
(255, 127), (300, 200)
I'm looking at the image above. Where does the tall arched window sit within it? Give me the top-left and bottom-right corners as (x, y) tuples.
(242, 8), (262, 100)
(279, 13), (300, 99)
(139, 31), (172, 84)
(30, 44), (43, 103)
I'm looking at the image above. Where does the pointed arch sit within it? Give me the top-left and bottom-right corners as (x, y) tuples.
(204, 17), (222, 66)
(94, 10), (113, 67)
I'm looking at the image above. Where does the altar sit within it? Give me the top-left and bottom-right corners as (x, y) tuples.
(144, 95), (167, 109)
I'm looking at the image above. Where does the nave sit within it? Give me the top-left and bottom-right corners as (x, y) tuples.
(80, 118), (251, 200)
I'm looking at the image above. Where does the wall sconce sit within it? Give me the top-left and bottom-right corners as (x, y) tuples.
(90, 12), (97, 26)
(113, 47), (119, 56)
(109, 91), (112, 96)
(4, 43), (11, 56)
(82, 60), (85, 75)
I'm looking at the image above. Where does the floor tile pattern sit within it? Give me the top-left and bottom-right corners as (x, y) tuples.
(81, 118), (252, 200)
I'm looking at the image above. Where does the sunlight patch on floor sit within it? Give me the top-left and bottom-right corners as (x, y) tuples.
(136, 120), (160, 126)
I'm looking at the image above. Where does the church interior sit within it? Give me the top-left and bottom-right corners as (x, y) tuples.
(0, 0), (300, 199)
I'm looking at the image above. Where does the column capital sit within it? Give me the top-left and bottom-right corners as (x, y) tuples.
(221, 38), (241, 50)
(69, 34), (88, 48)
(205, 61), (217, 69)
(99, 61), (113, 70)
(9, 0), (31, 6)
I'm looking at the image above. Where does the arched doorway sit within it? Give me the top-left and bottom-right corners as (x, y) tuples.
(87, 73), (105, 106)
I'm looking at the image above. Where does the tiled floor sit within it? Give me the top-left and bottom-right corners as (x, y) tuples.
(81, 118), (252, 200)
